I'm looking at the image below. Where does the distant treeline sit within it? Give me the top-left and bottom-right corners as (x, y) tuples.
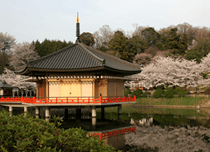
(32, 39), (73, 57)
(32, 23), (210, 65)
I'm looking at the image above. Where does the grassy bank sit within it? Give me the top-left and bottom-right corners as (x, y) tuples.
(126, 97), (210, 107)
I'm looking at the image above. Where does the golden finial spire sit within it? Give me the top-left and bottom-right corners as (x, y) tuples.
(76, 12), (81, 43)
(76, 12), (80, 23)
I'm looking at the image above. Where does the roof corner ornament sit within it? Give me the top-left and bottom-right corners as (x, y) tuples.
(102, 59), (106, 65)
(76, 12), (81, 43)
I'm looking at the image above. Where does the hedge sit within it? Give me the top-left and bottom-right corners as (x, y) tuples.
(0, 111), (118, 152)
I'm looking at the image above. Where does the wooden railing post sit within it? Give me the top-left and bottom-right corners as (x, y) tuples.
(33, 97), (36, 103)
(77, 97), (79, 103)
(88, 97), (90, 103)
(45, 97), (47, 103)
(99, 134), (103, 140)
(21, 96), (24, 103)
(99, 96), (102, 103)
(106, 97), (109, 103)
(134, 95), (136, 101)
(67, 97), (68, 103)
(56, 97), (57, 103)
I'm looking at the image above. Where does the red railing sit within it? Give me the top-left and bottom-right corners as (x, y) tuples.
(87, 126), (136, 140)
(0, 96), (136, 104)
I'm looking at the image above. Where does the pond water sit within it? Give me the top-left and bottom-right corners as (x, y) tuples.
(97, 106), (210, 128)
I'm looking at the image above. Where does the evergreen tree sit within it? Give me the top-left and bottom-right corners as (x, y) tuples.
(109, 31), (130, 61)
(167, 28), (188, 56)
(33, 39), (73, 57)
(142, 27), (160, 47)
(80, 32), (95, 47)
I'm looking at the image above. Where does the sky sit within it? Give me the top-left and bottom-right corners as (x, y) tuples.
(1, 0), (210, 44)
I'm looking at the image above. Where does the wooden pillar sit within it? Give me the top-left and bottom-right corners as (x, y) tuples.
(35, 107), (39, 118)
(24, 106), (27, 117)
(25, 90), (28, 97)
(45, 107), (50, 122)
(12, 90), (15, 97)
(118, 104), (122, 122)
(101, 106), (105, 120)
(9, 105), (12, 117)
(65, 108), (68, 121)
(76, 108), (81, 120)
(92, 106), (96, 126)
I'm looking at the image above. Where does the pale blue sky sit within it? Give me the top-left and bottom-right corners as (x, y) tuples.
(0, 0), (209, 43)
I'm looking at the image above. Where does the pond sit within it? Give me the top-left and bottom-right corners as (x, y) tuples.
(97, 106), (210, 128)
(98, 106), (210, 152)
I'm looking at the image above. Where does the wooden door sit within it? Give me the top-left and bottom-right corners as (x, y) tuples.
(70, 81), (81, 98)
(49, 81), (59, 98)
(39, 82), (46, 98)
(108, 81), (115, 98)
(60, 82), (71, 98)
(82, 81), (92, 98)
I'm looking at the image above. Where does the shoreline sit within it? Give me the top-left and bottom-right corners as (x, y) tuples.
(124, 104), (210, 109)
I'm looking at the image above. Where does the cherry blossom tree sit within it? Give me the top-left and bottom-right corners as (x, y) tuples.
(9, 42), (39, 68)
(0, 32), (16, 53)
(130, 55), (210, 89)
(0, 68), (36, 90)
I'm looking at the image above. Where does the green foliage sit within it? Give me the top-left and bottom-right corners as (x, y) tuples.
(153, 88), (164, 98)
(167, 28), (188, 56)
(185, 50), (203, 63)
(194, 39), (210, 56)
(201, 72), (210, 79)
(124, 89), (131, 96)
(131, 89), (143, 98)
(109, 30), (137, 62)
(142, 27), (160, 47)
(156, 85), (165, 90)
(164, 87), (175, 98)
(175, 87), (189, 97)
(80, 32), (95, 47)
(127, 36), (148, 54)
(0, 111), (116, 152)
(98, 45), (108, 52)
(142, 92), (151, 97)
(204, 87), (210, 95)
(33, 39), (73, 57)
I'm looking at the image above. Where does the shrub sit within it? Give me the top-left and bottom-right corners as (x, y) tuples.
(164, 87), (175, 98)
(142, 92), (151, 97)
(124, 89), (131, 96)
(205, 87), (210, 95)
(155, 85), (165, 90)
(0, 111), (116, 152)
(131, 89), (143, 98)
(153, 88), (164, 98)
(175, 87), (189, 97)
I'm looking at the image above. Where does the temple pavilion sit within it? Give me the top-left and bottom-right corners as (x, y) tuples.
(0, 14), (141, 125)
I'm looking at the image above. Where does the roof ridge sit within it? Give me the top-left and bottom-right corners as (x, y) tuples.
(29, 44), (77, 64)
(81, 44), (141, 69)
(78, 43), (105, 65)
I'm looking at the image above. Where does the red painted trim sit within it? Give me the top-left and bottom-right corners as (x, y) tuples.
(87, 126), (136, 140)
(0, 95), (136, 104)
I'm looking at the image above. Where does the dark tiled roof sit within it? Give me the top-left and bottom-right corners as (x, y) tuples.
(16, 43), (141, 74)
(81, 44), (141, 71)
(28, 44), (103, 69)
